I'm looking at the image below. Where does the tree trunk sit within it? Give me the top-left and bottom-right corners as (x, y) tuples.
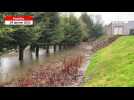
(59, 44), (62, 51)
(30, 44), (35, 52)
(63, 44), (66, 49)
(30, 45), (32, 52)
(54, 44), (56, 53)
(35, 45), (39, 58)
(19, 46), (24, 61)
(46, 45), (49, 54)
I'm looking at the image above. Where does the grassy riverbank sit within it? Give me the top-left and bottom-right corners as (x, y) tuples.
(83, 36), (134, 86)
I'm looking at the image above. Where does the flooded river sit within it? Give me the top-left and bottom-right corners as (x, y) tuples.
(0, 43), (92, 86)
(0, 46), (57, 82)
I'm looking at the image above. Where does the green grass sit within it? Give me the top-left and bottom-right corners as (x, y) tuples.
(83, 36), (134, 87)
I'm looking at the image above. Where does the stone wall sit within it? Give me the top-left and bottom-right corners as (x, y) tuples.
(91, 36), (119, 52)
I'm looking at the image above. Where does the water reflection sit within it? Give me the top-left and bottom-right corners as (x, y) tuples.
(0, 48), (54, 82)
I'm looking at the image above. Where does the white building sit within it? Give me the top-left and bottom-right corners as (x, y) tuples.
(105, 21), (134, 35)
(127, 21), (134, 34)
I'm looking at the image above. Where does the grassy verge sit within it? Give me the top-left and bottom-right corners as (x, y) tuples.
(83, 36), (134, 87)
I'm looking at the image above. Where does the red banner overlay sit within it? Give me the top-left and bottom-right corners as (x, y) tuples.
(4, 16), (33, 25)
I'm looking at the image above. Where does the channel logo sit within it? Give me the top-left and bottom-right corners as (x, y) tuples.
(4, 16), (33, 25)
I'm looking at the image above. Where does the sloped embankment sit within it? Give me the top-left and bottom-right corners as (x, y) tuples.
(83, 36), (134, 87)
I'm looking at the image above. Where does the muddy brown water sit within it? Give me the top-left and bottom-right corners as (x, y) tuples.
(0, 43), (93, 86)
(0, 46), (57, 82)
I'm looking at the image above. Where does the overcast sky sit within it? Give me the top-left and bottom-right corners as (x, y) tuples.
(70, 12), (134, 25)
